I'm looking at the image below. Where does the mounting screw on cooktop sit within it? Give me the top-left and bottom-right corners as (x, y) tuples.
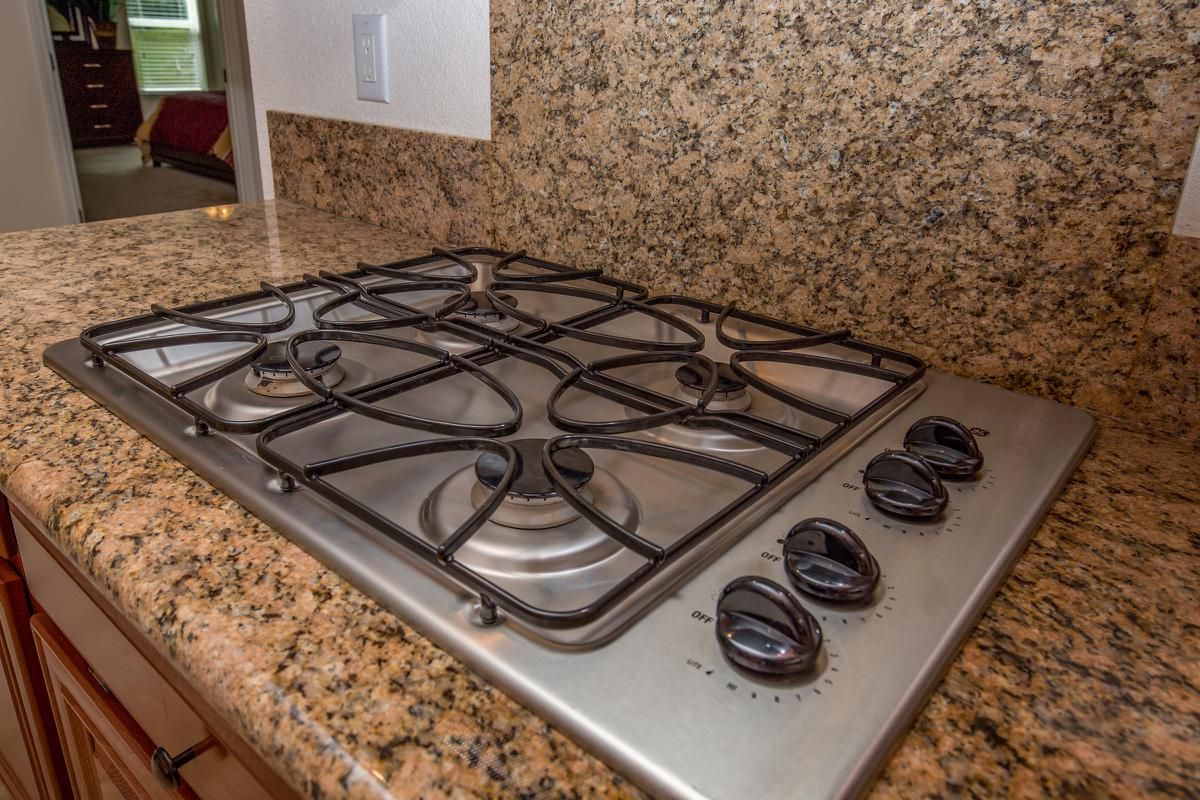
(903, 416), (984, 478)
(715, 576), (823, 678)
(863, 450), (949, 519)
(783, 518), (880, 604)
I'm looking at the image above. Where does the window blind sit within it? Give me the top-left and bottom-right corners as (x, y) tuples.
(126, 0), (190, 22)
(127, 0), (206, 93)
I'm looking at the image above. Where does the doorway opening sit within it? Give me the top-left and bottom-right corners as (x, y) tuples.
(42, 0), (255, 222)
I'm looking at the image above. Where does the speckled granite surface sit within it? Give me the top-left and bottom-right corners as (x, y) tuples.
(0, 204), (1196, 799)
(488, 0), (1200, 433)
(269, 114), (491, 246)
(269, 0), (1200, 438)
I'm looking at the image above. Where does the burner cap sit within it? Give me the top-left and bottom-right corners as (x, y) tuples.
(452, 291), (517, 324)
(475, 438), (594, 499)
(673, 361), (751, 412)
(251, 340), (342, 380)
(675, 362), (747, 396)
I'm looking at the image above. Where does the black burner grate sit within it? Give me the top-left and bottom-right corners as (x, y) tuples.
(78, 248), (643, 434)
(77, 248), (925, 630)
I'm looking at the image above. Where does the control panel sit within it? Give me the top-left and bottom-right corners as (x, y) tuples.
(679, 415), (994, 696)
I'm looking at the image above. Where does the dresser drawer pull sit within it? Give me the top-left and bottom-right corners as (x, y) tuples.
(85, 82), (106, 88)
(92, 124), (113, 130)
(89, 103), (110, 109)
(83, 62), (102, 68)
(151, 738), (216, 790)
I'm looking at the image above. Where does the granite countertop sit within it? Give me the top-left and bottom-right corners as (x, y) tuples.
(0, 202), (1196, 799)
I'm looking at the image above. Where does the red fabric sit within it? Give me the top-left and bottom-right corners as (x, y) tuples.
(150, 91), (229, 159)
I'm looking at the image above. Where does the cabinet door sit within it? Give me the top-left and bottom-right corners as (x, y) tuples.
(0, 561), (65, 800)
(11, 511), (290, 800)
(31, 614), (198, 800)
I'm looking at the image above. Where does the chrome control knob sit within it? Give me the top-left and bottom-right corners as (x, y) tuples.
(784, 518), (879, 603)
(715, 576), (822, 678)
(904, 416), (983, 478)
(863, 450), (948, 519)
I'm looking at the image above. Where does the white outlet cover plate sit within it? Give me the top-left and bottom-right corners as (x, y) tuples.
(353, 13), (389, 103)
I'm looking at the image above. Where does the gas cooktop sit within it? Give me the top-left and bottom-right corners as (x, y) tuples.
(45, 248), (1095, 799)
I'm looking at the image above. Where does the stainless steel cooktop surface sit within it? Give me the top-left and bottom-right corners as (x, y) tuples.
(45, 248), (1094, 799)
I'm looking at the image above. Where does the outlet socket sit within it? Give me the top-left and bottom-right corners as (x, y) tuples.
(353, 14), (389, 103)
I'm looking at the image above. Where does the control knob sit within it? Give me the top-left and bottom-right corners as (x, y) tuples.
(863, 450), (948, 519)
(715, 576), (822, 678)
(903, 416), (983, 478)
(783, 518), (880, 603)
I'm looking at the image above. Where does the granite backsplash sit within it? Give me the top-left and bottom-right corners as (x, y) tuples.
(268, 0), (1200, 437)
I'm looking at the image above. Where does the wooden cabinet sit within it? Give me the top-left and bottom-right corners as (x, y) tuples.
(32, 614), (198, 800)
(0, 560), (67, 800)
(54, 44), (143, 148)
(6, 500), (293, 800)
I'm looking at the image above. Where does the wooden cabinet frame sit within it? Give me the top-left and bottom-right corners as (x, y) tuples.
(0, 495), (17, 562)
(0, 558), (69, 800)
(3, 493), (298, 800)
(33, 613), (200, 800)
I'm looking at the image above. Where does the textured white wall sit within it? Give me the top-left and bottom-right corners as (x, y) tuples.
(244, 0), (490, 199)
(0, 0), (78, 232)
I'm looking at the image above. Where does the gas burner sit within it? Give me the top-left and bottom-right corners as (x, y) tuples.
(473, 438), (595, 529)
(244, 340), (346, 397)
(620, 361), (831, 452)
(674, 362), (752, 412)
(422, 456), (639, 580)
(450, 291), (520, 332)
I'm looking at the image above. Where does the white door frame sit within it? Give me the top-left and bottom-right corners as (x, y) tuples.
(25, 0), (83, 225)
(217, 0), (264, 202)
(30, 0), (263, 214)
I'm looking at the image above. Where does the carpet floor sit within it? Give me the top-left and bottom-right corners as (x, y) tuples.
(74, 145), (238, 222)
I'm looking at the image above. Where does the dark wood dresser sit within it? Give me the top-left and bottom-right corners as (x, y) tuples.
(54, 43), (143, 148)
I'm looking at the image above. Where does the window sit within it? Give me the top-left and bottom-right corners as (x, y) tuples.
(127, 0), (206, 93)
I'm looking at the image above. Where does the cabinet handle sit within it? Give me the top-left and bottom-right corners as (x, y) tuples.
(85, 82), (105, 88)
(92, 124), (113, 130)
(89, 103), (109, 109)
(150, 737), (215, 790)
(83, 62), (102, 68)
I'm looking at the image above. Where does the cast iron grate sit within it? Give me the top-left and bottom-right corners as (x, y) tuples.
(252, 294), (924, 629)
(77, 248), (924, 629)
(77, 248), (645, 434)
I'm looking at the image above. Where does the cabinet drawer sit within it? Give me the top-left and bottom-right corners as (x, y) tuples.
(11, 516), (283, 800)
(56, 49), (137, 92)
(33, 614), (199, 800)
(60, 82), (137, 111)
(65, 98), (140, 143)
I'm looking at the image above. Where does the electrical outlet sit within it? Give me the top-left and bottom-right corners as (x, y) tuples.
(353, 14), (389, 103)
